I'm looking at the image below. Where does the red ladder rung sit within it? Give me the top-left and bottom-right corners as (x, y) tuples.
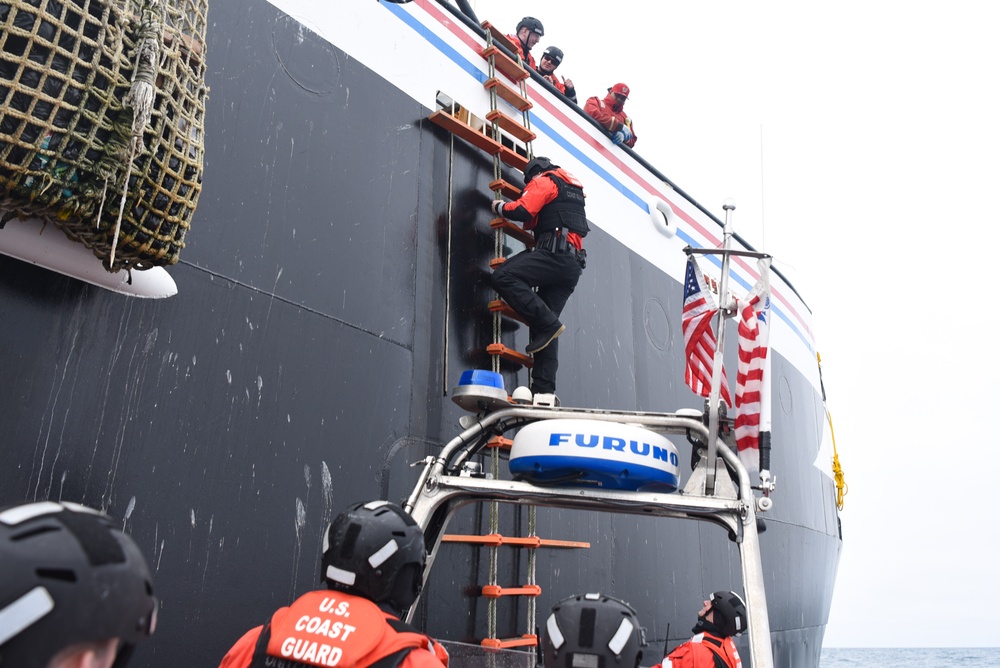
(487, 343), (533, 367)
(442, 533), (503, 546)
(481, 635), (538, 649)
(481, 45), (529, 82)
(488, 299), (527, 324)
(486, 435), (513, 450)
(479, 22), (521, 55)
(489, 218), (534, 247)
(427, 111), (501, 156)
(486, 109), (535, 143)
(482, 584), (542, 598)
(489, 179), (522, 200)
(484, 78), (532, 112)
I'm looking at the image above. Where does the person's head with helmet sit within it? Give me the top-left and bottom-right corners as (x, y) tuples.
(542, 593), (646, 668)
(321, 499), (427, 617)
(523, 156), (558, 185)
(515, 16), (544, 54)
(538, 46), (564, 77)
(693, 590), (747, 638)
(0, 501), (157, 668)
(606, 83), (630, 113)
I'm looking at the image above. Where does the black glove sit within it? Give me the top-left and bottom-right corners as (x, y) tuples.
(491, 199), (506, 217)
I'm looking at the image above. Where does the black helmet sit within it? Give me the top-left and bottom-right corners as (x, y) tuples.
(710, 590), (748, 637)
(524, 156), (556, 184)
(0, 501), (157, 667)
(322, 500), (426, 614)
(542, 46), (564, 66)
(542, 593), (645, 668)
(516, 16), (544, 37)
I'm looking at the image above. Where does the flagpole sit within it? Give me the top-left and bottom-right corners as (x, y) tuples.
(704, 199), (737, 496)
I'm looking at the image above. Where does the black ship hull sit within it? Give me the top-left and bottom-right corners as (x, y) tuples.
(0, 1), (841, 665)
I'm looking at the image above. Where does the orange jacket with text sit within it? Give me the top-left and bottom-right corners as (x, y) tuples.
(218, 591), (449, 668)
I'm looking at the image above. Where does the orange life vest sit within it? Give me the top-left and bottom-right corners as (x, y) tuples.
(662, 632), (742, 668)
(247, 591), (447, 668)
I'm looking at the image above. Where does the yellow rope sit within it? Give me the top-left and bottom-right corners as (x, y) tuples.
(817, 352), (847, 510)
(827, 408), (847, 510)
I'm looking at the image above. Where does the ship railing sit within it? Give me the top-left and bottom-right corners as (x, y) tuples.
(403, 405), (774, 668)
(431, 0), (809, 313)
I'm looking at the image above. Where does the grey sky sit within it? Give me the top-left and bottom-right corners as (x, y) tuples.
(472, 0), (1000, 648)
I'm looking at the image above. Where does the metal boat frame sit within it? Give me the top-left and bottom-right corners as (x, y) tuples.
(403, 404), (775, 667)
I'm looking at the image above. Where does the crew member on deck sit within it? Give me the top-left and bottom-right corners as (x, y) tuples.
(218, 501), (448, 668)
(654, 591), (746, 668)
(507, 16), (544, 70)
(537, 46), (577, 104)
(584, 83), (637, 147)
(490, 157), (587, 406)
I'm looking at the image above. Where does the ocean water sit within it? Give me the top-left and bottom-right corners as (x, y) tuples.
(820, 647), (1000, 667)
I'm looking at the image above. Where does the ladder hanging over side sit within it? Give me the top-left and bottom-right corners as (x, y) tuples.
(427, 22), (584, 650)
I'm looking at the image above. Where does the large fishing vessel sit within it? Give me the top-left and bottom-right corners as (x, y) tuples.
(0, 0), (842, 666)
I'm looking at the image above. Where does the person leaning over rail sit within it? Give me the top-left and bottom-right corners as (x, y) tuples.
(0, 501), (158, 668)
(541, 593), (646, 668)
(507, 16), (544, 70)
(654, 591), (746, 668)
(489, 156), (588, 406)
(537, 46), (577, 104)
(218, 500), (448, 668)
(584, 83), (637, 147)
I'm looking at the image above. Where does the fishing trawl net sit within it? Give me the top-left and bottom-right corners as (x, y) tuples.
(0, 0), (208, 272)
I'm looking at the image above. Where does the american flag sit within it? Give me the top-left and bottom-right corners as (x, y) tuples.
(682, 256), (731, 408)
(735, 258), (772, 467)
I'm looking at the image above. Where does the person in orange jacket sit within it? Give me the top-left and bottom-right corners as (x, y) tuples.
(537, 46), (577, 104)
(489, 156), (588, 405)
(655, 591), (746, 668)
(506, 16), (543, 70)
(584, 83), (637, 147)
(218, 501), (448, 668)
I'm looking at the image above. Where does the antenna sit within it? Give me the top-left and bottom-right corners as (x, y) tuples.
(759, 123), (766, 252)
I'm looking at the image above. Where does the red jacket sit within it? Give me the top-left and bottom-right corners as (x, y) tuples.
(655, 632), (742, 668)
(584, 93), (637, 147)
(505, 33), (537, 70)
(497, 168), (584, 250)
(219, 591), (449, 668)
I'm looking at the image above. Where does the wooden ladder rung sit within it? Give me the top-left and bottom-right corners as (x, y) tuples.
(484, 78), (532, 112)
(488, 299), (527, 324)
(490, 217), (534, 246)
(487, 343), (533, 367)
(499, 145), (529, 171)
(482, 584), (542, 598)
(489, 179), (522, 200)
(481, 635), (538, 649)
(481, 45), (529, 82)
(486, 109), (535, 143)
(488, 257), (506, 269)
(480, 21), (521, 56)
(428, 110), (503, 156)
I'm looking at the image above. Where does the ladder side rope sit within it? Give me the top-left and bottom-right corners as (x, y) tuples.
(477, 32), (541, 648)
(484, 32), (501, 647)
